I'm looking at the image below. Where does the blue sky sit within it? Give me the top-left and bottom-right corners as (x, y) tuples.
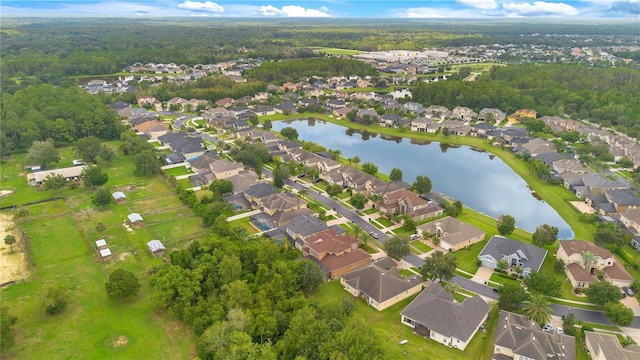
(2, 0), (639, 18)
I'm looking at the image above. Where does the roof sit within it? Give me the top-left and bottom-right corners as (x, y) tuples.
(244, 183), (279, 199)
(95, 239), (107, 247)
(282, 215), (328, 237)
(607, 188), (640, 206)
(27, 165), (87, 183)
(401, 282), (489, 342)
(558, 240), (615, 260)
(188, 152), (218, 170)
(479, 236), (547, 272)
(112, 191), (126, 200)
(147, 240), (165, 253)
(585, 332), (640, 360)
(319, 248), (371, 273)
(341, 257), (423, 303)
(494, 310), (576, 360)
(304, 229), (358, 256)
(99, 248), (112, 257)
(128, 213), (143, 223)
(209, 159), (244, 175)
(566, 263), (598, 283)
(417, 216), (485, 247)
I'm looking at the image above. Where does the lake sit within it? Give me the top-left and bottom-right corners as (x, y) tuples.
(273, 119), (574, 239)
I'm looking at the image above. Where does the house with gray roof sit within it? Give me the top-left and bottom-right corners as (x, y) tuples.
(493, 310), (576, 360)
(585, 331), (640, 360)
(341, 257), (423, 311)
(581, 173), (629, 196)
(112, 191), (127, 204)
(417, 216), (486, 252)
(479, 108), (506, 122)
(243, 183), (279, 204)
(604, 188), (640, 213)
(147, 240), (166, 257)
(127, 213), (143, 228)
(401, 282), (489, 351)
(478, 236), (547, 277)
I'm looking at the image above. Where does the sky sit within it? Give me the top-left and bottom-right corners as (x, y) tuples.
(2, 0), (639, 18)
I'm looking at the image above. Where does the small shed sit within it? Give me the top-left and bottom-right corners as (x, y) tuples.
(147, 240), (166, 257)
(99, 248), (112, 258)
(95, 239), (107, 249)
(112, 191), (127, 204)
(128, 213), (143, 228)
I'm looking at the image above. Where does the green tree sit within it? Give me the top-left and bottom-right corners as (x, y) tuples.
(444, 200), (463, 217)
(319, 318), (387, 360)
(420, 250), (457, 282)
(81, 165), (109, 188)
(384, 234), (411, 261)
(0, 306), (17, 350)
(4, 234), (16, 254)
(351, 155), (361, 169)
(498, 283), (529, 311)
(25, 139), (59, 169)
(523, 270), (561, 297)
(586, 281), (623, 307)
(496, 259), (508, 272)
(348, 193), (368, 209)
(326, 183), (343, 197)
(262, 120), (272, 131)
(134, 150), (162, 176)
(92, 187), (112, 207)
(522, 294), (553, 327)
(105, 268), (141, 301)
(594, 225), (628, 247)
(361, 162), (378, 175)
(604, 302), (634, 326)
(562, 312), (577, 336)
(38, 282), (69, 315)
(272, 161), (287, 189)
(497, 214), (516, 236)
(279, 127), (299, 140)
(297, 260), (324, 294)
(532, 224), (559, 246)
(43, 173), (67, 194)
(209, 179), (233, 200)
(389, 167), (403, 181)
(412, 175), (432, 194)
(74, 136), (115, 164)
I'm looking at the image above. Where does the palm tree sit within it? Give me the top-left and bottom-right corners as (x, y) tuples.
(581, 251), (598, 275)
(369, 193), (383, 210)
(352, 156), (361, 169)
(522, 294), (553, 327)
(444, 282), (462, 296)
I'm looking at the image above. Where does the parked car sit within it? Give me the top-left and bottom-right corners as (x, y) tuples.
(410, 234), (420, 240)
(622, 287), (635, 297)
(312, 178), (322, 184)
(297, 173), (307, 178)
(556, 328), (564, 335)
(302, 183), (311, 189)
(369, 231), (379, 239)
(543, 324), (553, 332)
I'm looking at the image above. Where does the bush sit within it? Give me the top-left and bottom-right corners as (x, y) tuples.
(39, 282), (69, 315)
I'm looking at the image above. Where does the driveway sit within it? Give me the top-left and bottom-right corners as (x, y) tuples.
(472, 266), (494, 284)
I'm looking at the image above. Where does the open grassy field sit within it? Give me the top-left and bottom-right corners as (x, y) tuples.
(311, 47), (365, 56)
(0, 152), (205, 359)
(312, 280), (498, 360)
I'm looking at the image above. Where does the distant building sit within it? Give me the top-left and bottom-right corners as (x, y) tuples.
(127, 213), (143, 228)
(147, 240), (166, 257)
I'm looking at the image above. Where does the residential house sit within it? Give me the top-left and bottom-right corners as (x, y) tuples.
(452, 106), (477, 121)
(243, 183), (279, 205)
(333, 106), (358, 119)
(574, 174), (629, 199)
(378, 189), (432, 220)
(521, 138), (557, 157)
(209, 159), (244, 180)
(411, 117), (433, 132)
(417, 216), (486, 252)
(557, 241), (633, 288)
(584, 331), (640, 360)
(390, 88), (412, 99)
(493, 310), (576, 360)
(341, 257), (423, 311)
(188, 152), (219, 174)
(203, 106), (234, 120)
(147, 240), (165, 257)
(112, 191), (126, 204)
(283, 215), (330, 248)
(250, 105), (276, 116)
(441, 120), (471, 136)
(472, 122), (496, 138)
(301, 229), (372, 279)
(27, 165), (86, 187)
(479, 108), (506, 122)
(132, 120), (169, 140)
(166, 97), (189, 111)
(215, 97), (234, 108)
(380, 114), (405, 128)
(402, 102), (426, 114)
(604, 188), (640, 213)
(401, 282), (489, 351)
(225, 172), (259, 194)
(620, 208), (640, 234)
(514, 109), (537, 120)
(128, 213), (143, 228)
(478, 236), (547, 277)
(158, 133), (204, 161)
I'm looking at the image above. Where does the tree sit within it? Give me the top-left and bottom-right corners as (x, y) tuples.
(105, 268), (141, 301)
(272, 161), (287, 189)
(496, 259), (508, 272)
(532, 224), (559, 246)
(326, 183), (343, 197)
(4, 234), (16, 254)
(361, 162), (378, 176)
(92, 187), (112, 207)
(1, 306), (17, 350)
(25, 139), (59, 169)
(586, 281), (623, 307)
(351, 156), (361, 169)
(604, 302), (634, 326)
(412, 175), (432, 194)
(279, 127), (299, 140)
(420, 250), (457, 282)
(297, 260), (323, 294)
(389, 167), (403, 181)
(497, 214), (516, 236)
(81, 165), (109, 188)
(581, 251), (598, 275)
(498, 283), (529, 311)
(262, 120), (272, 131)
(594, 226), (628, 247)
(444, 200), (463, 217)
(523, 270), (561, 297)
(444, 282), (462, 295)
(74, 136), (115, 164)
(134, 150), (162, 176)
(95, 222), (106, 233)
(384, 235), (411, 261)
(348, 193), (368, 210)
(522, 294), (553, 327)
(562, 312), (577, 336)
(209, 179), (233, 199)
(43, 173), (67, 194)
(38, 282), (69, 315)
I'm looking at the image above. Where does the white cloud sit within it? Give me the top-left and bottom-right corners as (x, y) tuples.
(393, 7), (445, 18)
(259, 4), (331, 17)
(458, 0), (499, 10)
(177, 1), (224, 13)
(502, 1), (580, 17)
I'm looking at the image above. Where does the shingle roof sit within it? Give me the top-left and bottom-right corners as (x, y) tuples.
(147, 240), (165, 253)
(341, 257), (423, 303)
(128, 213), (143, 223)
(281, 215), (328, 237)
(479, 236), (547, 272)
(244, 183), (279, 199)
(585, 332), (640, 360)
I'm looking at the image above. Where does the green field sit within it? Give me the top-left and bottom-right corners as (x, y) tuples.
(311, 47), (366, 56)
(0, 153), (205, 359)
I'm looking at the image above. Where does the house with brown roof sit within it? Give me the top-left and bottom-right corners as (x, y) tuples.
(521, 138), (557, 157)
(132, 120), (169, 139)
(209, 159), (244, 180)
(378, 189), (432, 219)
(302, 229), (371, 279)
(620, 208), (640, 234)
(584, 331), (640, 360)
(401, 282), (489, 351)
(418, 216), (486, 252)
(557, 241), (633, 288)
(215, 97), (234, 108)
(341, 257), (423, 311)
(493, 310), (576, 360)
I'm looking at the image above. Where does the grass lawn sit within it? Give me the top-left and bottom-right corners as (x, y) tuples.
(0, 154), (204, 359)
(489, 273), (520, 286)
(311, 47), (365, 56)
(337, 191), (351, 199)
(227, 216), (260, 235)
(312, 281), (498, 360)
(374, 217), (394, 227)
(412, 241), (433, 253)
(162, 166), (192, 177)
(364, 208), (378, 215)
(451, 240), (487, 275)
(399, 268), (418, 277)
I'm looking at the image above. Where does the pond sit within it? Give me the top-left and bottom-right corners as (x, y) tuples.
(273, 119), (574, 239)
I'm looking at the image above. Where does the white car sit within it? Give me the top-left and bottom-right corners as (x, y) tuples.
(302, 183), (311, 189)
(556, 328), (563, 335)
(543, 324), (553, 332)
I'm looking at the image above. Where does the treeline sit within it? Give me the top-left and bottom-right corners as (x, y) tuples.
(413, 63), (640, 137)
(149, 225), (387, 359)
(0, 84), (123, 152)
(149, 76), (267, 103)
(244, 58), (377, 83)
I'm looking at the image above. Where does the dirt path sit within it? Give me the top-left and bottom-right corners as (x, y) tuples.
(0, 213), (30, 284)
